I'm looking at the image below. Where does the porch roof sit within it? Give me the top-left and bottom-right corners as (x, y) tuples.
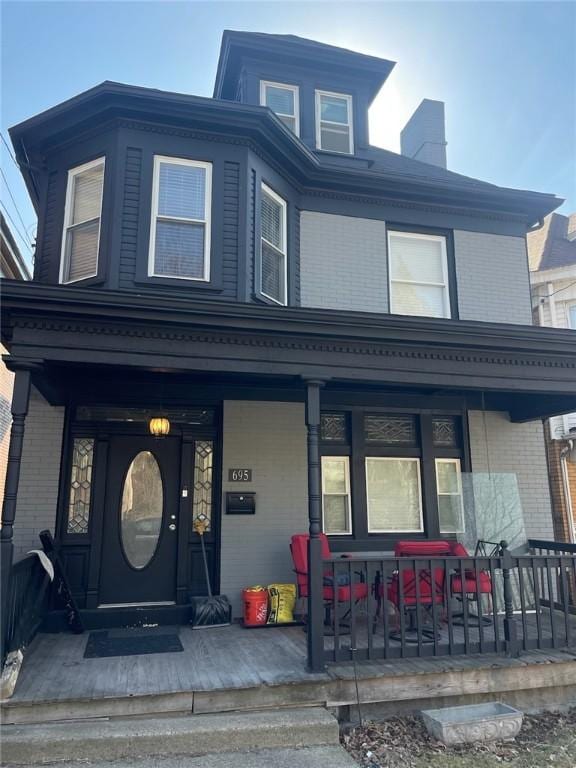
(2, 280), (576, 422)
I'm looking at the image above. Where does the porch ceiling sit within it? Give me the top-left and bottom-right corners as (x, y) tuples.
(2, 281), (576, 422)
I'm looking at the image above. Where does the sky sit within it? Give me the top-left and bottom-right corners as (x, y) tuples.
(1, 0), (575, 270)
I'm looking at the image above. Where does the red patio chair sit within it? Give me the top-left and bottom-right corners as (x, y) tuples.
(449, 541), (493, 626)
(383, 540), (451, 643)
(290, 533), (368, 628)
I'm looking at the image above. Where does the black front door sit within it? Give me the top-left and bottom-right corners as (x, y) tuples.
(99, 435), (180, 606)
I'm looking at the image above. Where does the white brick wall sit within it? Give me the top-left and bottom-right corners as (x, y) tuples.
(454, 230), (532, 324)
(220, 401), (308, 616)
(300, 212), (389, 312)
(13, 387), (64, 559)
(300, 214), (532, 325)
(468, 410), (554, 540)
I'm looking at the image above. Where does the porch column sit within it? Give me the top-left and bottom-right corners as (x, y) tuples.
(1, 363), (33, 661)
(304, 378), (325, 672)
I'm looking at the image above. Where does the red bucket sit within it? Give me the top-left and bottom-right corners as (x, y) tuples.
(242, 587), (268, 626)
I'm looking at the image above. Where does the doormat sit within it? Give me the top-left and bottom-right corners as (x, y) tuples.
(84, 628), (184, 658)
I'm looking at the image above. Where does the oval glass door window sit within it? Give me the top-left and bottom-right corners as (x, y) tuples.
(121, 451), (163, 569)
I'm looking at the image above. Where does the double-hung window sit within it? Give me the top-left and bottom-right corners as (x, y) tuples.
(260, 81), (299, 136)
(260, 184), (287, 305)
(321, 456), (352, 535)
(388, 231), (451, 318)
(436, 458), (464, 534)
(568, 303), (576, 329)
(315, 91), (353, 154)
(149, 156), (212, 281)
(60, 157), (105, 283)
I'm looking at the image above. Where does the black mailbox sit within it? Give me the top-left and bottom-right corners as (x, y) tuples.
(226, 492), (256, 515)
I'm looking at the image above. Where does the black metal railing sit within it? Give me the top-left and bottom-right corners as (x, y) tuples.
(310, 543), (576, 666)
(2, 555), (52, 665)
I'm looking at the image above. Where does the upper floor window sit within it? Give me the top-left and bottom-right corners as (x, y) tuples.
(60, 157), (105, 283)
(260, 81), (299, 136)
(388, 231), (451, 319)
(149, 156), (212, 281)
(568, 303), (576, 329)
(315, 91), (353, 154)
(260, 183), (287, 305)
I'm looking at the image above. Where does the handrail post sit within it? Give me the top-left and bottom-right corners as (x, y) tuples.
(1, 364), (33, 664)
(304, 378), (325, 672)
(500, 540), (519, 657)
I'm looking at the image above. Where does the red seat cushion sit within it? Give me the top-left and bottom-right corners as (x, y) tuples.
(395, 540), (452, 557)
(451, 572), (492, 594)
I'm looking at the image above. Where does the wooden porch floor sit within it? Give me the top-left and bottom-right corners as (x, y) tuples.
(3, 622), (576, 725)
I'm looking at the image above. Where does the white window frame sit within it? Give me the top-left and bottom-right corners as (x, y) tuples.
(365, 456), (424, 533)
(260, 80), (300, 137)
(321, 456), (352, 536)
(148, 155), (212, 282)
(260, 183), (288, 305)
(387, 230), (451, 319)
(435, 458), (465, 534)
(315, 90), (354, 154)
(59, 156), (105, 284)
(568, 302), (576, 329)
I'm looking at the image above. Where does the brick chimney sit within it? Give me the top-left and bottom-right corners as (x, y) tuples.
(400, 99), (447, 169)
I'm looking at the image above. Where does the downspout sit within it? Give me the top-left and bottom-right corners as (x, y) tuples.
(560, 441), (576, 543)
(547, 281), (558, 326)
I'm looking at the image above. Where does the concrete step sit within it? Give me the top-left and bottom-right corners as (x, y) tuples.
(1, 706), (340, 765)
(4, 745), (359, 768)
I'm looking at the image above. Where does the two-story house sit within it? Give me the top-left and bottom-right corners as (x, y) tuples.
(2, 31), (576, 675)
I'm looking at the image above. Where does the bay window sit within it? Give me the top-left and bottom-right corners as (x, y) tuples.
(388, 230), (451, 318)
(260, 183), (287, 304)
(60, 157), (105, 283)
(315, 90), (353, 154)
(149, 156), (212, 281)
(260, 81), (299, 136)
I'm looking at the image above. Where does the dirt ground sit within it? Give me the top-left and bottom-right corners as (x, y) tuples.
(342, 708), (576, 767)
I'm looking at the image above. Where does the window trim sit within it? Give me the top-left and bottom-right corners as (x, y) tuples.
(59, 156), (105, 284)
(315, 90), (354, 154)
(259, 182), (288, 306)
(435, 457), (465, 535)
(365, 456), (424, 534)
(321, 455), (353, 536)
(260, 80), (300, 137)
(387, 230), (451, 319)
(148, 155), (212, 282)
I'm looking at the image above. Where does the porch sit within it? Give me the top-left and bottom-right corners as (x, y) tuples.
(3, 619), (576, 726)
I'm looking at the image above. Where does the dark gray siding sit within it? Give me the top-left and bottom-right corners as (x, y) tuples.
(36, 171), (58, 282)
(118, 147), (142, 289)
(222, 161), (240, 298)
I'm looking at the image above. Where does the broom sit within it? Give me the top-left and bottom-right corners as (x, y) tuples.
(190, 518), (231, 629)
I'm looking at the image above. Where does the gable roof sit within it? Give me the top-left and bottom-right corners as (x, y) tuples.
(528, 212), (576, 272)
(214, 30), (395, 103)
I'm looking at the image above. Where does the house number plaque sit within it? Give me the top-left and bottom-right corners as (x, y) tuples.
(228, 469), (252, 482)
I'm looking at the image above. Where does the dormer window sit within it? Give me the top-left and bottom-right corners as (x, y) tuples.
(60, 157), (105, 283)
(315, 91), (353, 154)
(260, 81), (299, 136)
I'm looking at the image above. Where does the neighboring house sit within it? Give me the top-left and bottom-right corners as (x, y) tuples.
(1, 31), (575, 672)
(0, 213), (31, 508)
(529, 212), (576, 542)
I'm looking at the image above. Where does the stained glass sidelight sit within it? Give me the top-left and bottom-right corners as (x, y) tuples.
(320, 413), (347, 442)
(66, 438), (94, 534)
(193, 440), (214, 531)
(364, 414), (416, 445)
(432, 417), (458, 447)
